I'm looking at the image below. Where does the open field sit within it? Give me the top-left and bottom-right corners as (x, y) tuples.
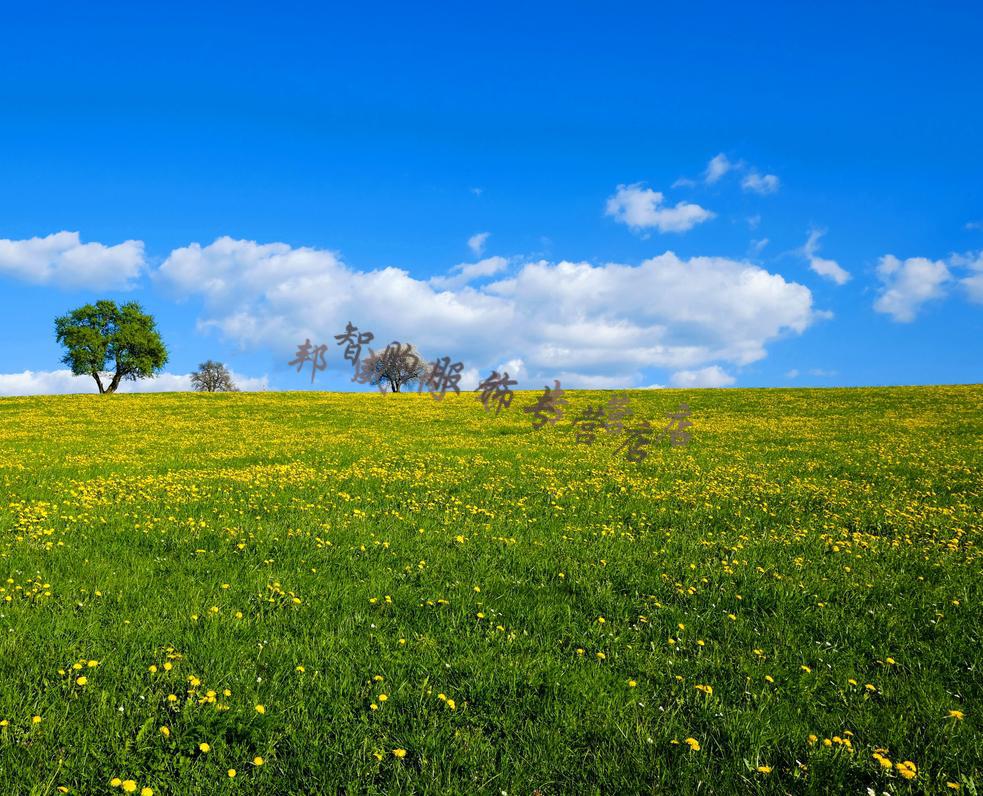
(0, 387), (979, 795)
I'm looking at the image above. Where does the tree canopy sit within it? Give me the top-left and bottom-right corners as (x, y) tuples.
(355, 341), (432, 393)
(191, 360), (239, 392)
(54, 300), (168, 394)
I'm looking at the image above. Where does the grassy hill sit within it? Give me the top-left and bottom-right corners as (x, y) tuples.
(0, 387), (979, 794)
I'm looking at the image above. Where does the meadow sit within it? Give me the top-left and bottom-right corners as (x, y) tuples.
(0, 386), (979, 795)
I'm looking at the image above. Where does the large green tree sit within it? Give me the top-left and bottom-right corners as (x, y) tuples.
(54, 300), (169, 394)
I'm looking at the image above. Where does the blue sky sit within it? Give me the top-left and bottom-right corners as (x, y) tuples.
(1, 1), (981, 394)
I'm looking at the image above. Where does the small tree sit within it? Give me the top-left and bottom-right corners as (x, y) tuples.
(191, 360), (239, 392)
(355, 341), (432, 393)
(54, 300), (168, 394)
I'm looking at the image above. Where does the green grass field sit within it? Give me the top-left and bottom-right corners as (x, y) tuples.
(0, 387), (979, 795)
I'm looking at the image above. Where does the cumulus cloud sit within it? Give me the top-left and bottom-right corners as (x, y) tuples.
(965, 220), (983, 230)
(468, 232), (491, 257)
(0, 231), (146, 290)
(156, 236), (820, 389)
(430, 256), (508, 290)
(605, 183), (715, 234)
(949, 250), (983, 304)
(873, 255), (951, 322)
(742, 172), (780, 195)
(675, 154), (780, 195)
(802, 229), (851, 285)
(704, 154), (739, 184)
(670, 365), (735, 388)
(0, 369), (268, 397)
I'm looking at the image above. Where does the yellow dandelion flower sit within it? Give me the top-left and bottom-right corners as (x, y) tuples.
(32, 715), (42, 724)
(160, 726), (170, 737)
(897, 760), (917, 780)
(141, 788), (154, 796)
(110, 779), (122, 788)
(122, 782), (137, 794)
(255, 704), (265, 714)
(198, 742), (210, 753)
(76, 676), (88, 686)
(393, 748), (407, 759)
(757, 765), (772, 774)
(253, 756), (264, 766)
(948, 709), (964, 720)
(228, 769), (236, 778)
(684, 737), (701, 751)
(800, 665), (812, 673)
(627, 679), (637, 687)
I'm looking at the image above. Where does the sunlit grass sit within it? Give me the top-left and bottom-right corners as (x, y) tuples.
(0, 386), (979, 794)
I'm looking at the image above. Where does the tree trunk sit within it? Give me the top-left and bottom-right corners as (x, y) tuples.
(106, 370), (123, 394)
(92, 372), (106, 394)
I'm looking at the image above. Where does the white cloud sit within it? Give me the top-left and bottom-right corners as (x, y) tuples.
(605, 183), (715, 234)
(429, 256), (509, 290)
(949, 250), (983, 304)
(704, 154), (739, 184)
(750, 238), (769, 255)
(495, 358), (524, 380)
(671, 177), (697, 189)
(0, 369), (268, 397)
(156, 237), (820, 389)
(785, 369), (800, 379)
(468, 232), (491, 257)
(873, 255), (951, 322)
(965, 220), (983, 230)
(641, 383), (666, 389)
(670, 365), (735, 388)
(742, 172), (780, 195)
(470, 187), (483, 197)
(674, 154), (780, 196)
(0, 231), (146, 290)
(747, 215), (762, 231)
(802, 229), (851, 285)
